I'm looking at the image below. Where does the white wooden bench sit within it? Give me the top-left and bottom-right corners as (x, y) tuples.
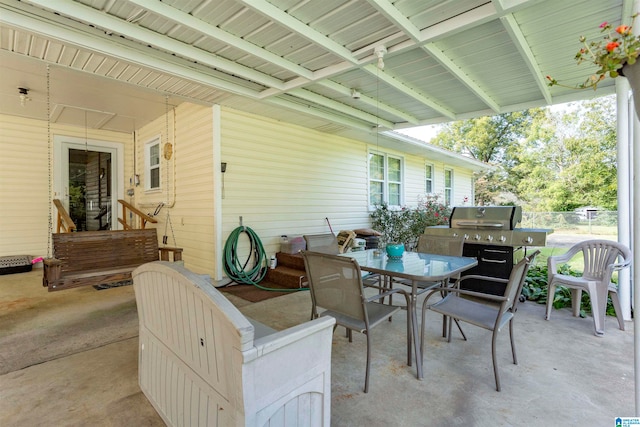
(132, 261), (335, 427)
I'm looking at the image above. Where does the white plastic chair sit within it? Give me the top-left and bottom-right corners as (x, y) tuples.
(545, 239), (632, 336)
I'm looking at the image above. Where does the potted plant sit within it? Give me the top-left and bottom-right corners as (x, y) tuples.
(546, 14), (640, 116)
(369, 203), (410, 257)
(369, 195), (452, 257)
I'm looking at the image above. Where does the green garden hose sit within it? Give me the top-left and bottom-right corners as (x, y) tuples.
(223, 226), (307, 292)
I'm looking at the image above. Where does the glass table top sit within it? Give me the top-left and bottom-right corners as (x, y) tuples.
(340, 249), (477, 282)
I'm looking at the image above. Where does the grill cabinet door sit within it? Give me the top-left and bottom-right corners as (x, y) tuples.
(460, 244), (520, 295)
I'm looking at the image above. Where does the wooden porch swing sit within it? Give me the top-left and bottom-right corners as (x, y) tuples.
(42, 69), (182, 291)
(43, 199), (182, 292)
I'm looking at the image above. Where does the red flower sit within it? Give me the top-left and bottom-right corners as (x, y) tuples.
(606, 41), (620, 52)
(616, 25), (631, 35)
(600, 21), (608, 28)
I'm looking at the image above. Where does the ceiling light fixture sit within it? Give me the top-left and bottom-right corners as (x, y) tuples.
(374, 45), (387, 70)
(18, 87), (30, 107)
(351, 88), (361, 99)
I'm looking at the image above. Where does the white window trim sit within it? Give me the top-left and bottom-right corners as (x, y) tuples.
(425, 163), (434, 194)
(145, 135), (161, 192)
(444, 168), (454, 206)
(368, 151), (404, 209)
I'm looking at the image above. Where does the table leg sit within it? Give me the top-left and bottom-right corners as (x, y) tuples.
(410, 281), (423, 379)
(406, 285), (412, 367)
(442, 315), (448, 338)
(440, 279), (450, 338)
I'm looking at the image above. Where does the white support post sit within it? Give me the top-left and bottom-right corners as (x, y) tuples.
(213, 104), (224, 281)
(616, 78), (632, 321)
(631, 1), (640, 415)
(634, 93), (640, 417)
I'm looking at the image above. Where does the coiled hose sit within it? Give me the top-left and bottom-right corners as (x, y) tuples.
(223, 226), (307, 292)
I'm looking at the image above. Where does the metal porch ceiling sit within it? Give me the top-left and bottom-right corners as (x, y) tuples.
(0, 0), (630, 151)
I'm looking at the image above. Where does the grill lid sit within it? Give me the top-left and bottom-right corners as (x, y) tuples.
(449, 206), (522, 230)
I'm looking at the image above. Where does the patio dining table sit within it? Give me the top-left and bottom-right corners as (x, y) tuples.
(339, 249), (478, 380)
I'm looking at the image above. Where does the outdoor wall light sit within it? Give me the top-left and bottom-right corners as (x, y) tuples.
(18, 87), (30, 107)
(221, 162), (227, 199)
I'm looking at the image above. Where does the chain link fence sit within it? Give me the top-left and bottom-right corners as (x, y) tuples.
(522, 211), (618, 236)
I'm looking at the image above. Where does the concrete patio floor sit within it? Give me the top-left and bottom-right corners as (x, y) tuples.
(0, 267), (635, 426)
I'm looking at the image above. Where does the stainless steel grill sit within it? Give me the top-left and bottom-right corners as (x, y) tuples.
(424, 206), (552, 295)
(424, 206), (551, 247)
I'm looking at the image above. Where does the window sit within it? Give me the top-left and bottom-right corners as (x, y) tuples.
(145, 137), (161, 190)
(425, 164), (434, 193)
(444, 168), (453, 205)
(369, 152), (403, 206)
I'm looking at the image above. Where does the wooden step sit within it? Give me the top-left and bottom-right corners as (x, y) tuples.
(275, 252), (305, 270)
(264, 265), (307, 289)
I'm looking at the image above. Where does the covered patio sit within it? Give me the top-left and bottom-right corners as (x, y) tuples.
(0, 0), (639, 424)
(0, 262), (634, 426)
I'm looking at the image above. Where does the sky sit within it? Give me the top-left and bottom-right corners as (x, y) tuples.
(397, 124), (442, 143)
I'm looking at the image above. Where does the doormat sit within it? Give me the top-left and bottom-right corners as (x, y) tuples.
(0, 255), (33, 275)
(93, 279), (133, 291)
(219, 281), (305, 303)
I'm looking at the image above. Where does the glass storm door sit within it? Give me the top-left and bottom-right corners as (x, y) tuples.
(67, 148), (113, 231)
(54, 136), (122, 232)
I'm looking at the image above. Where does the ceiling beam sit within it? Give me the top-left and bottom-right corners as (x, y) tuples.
(20, 0), (286, 90)
(316, 80), (419, 125)
(363, 64), (456, 119)
(423, 43), (501, 112)
(289, 88), (395, 129)
(127, 0), (314, 82)
(500, 14), (552, 104)
(0, 1), (263, 98)
(266, 96), (374, 131)
(491, 0), (546, 16)
(419, 3), (497, 43)
(366, 0), (421, 42)
(238, 0), (359, 65)
(122, 0), (397, 130)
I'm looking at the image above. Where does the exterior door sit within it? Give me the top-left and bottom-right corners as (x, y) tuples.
(67, 148), (112, 231)
(53, 136), (124, 231)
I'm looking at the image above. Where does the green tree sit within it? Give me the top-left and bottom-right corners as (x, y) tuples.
(515, 97), (617, 211)
(431, 110), (545, 206)
(430, 97), (617, 211)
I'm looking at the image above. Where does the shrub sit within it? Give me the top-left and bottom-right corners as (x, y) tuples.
(522, 264), (617, 317)
(369, 195), (451, 249)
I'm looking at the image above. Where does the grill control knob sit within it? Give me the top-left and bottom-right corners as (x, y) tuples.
(473, 234), (481, 241)
(524, 236), (534, 244)
(452, 232), (459, 237)
(464, 234), (469, 240)
(486, 235), (494, 242)
(498, 235), (507, 243)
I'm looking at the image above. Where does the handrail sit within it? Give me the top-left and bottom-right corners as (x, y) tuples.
(118, 199), (157, 230)
(53, 199), (76, 233)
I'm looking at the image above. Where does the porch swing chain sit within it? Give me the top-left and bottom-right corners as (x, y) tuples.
(46, 65), (53, 258)
(162, 95), (175, 247)
(163, 211), (176, 247)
